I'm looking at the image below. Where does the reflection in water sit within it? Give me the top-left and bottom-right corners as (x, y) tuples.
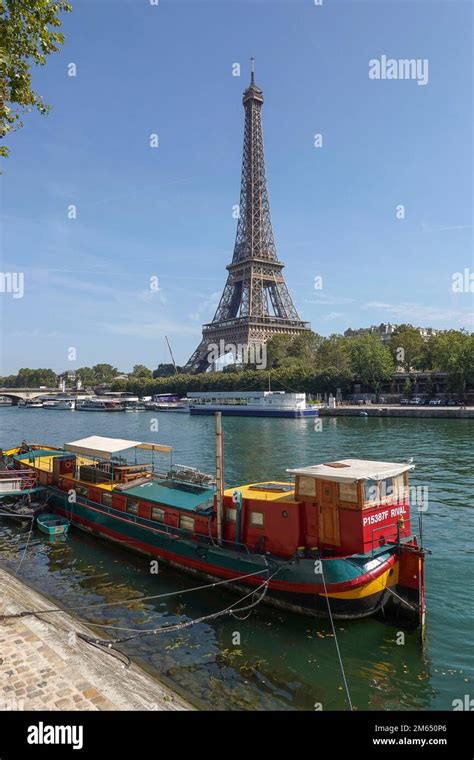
(1, 409), (472, 710)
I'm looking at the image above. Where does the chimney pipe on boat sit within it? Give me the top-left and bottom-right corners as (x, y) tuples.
(215, 412), (224, 545)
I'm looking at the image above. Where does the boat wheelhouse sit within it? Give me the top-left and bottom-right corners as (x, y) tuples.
(188, 391), (318, 418)
(4, 434), (426, 632)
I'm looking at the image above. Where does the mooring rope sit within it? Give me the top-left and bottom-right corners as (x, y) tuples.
(76, 567), (279, 646)
(0, 566), (275, 621)
(319, 564), (353, 711)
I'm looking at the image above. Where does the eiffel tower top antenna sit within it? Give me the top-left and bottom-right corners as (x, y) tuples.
(250, 57), (255, 84)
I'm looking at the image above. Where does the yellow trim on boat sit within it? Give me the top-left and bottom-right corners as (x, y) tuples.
(328, 563), (399, 600)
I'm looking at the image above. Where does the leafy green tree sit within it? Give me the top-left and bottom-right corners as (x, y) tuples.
(433, 330), (474, 399)
(153, 363), (180, 378)
(389, 325), (424, 371)
(75, 367), (96, 386)
(346, 334), (394, 400)
(0, 0), (72, 159)
(16, 367), (57, 387)
(316, 334), (351, 371)
(265, 335), (294, 369)
(91, 363), (118, 383)
(402, 378), (413, 399)
(424, 374), (435, 399)
(131, 364), (152, 379)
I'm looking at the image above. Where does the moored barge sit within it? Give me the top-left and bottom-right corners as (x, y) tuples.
(3, 431), (426, 632)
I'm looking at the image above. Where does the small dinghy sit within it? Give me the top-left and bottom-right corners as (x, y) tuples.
(36, 513), (70, 536)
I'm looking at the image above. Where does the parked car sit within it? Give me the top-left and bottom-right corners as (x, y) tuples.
(409, 397), (423, 405)
(447, 399), (460, 406)
(429, 399), (442, 406)
(400, 398), (410, 405)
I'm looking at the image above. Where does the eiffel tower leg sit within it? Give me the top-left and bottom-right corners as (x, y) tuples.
(183, 339), (212, 374)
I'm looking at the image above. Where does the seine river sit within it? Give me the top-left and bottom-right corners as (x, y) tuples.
(0, 407), (472, 711)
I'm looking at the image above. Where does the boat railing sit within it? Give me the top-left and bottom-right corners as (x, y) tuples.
(52, 489), (252, 554)
(371, 520), (405, 554)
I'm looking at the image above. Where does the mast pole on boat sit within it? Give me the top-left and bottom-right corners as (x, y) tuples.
(215, 412), (224, 545)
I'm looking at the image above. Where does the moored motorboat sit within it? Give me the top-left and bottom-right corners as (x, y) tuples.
(4, 431), (426, 633)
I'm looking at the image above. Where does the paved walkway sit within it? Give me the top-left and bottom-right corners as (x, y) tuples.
(0, 568), (192, 711)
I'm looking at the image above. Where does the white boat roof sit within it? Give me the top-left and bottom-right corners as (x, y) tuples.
(64, 435), (172, 460)
(287, 458), (414, 483)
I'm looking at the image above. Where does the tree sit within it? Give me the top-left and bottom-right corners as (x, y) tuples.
(402, 378), (412, 399)
(265, 335), (294, 369)
(153, 363), (180, 378)
(432, 330), (474, 399)
(75, 367), (96, 386)
(346, 334), (394, 400)
(389, 325), (424, 371)
(131, 364), (152, 379)
(0, 0), (72, 159)
(91, 363), (118, 383)
(316, 334), (351, 372)
(424, 374), (435, 399)
(16, 367), (57, 387)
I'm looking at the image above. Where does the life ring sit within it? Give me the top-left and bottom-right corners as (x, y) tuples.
(63, 459), (73, 471)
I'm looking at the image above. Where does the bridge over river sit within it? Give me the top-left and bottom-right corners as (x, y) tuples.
(0, 389), (92, 405)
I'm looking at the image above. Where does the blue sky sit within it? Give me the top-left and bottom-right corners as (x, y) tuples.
(1, 0), (473, 374)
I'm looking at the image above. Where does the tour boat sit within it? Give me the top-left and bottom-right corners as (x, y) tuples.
(42, 398), (76, 410)
(77, 399), (125, 412)
(188, 391), (319, 417)
(17, 399), (43, 408)
(3, 432), (426, 633)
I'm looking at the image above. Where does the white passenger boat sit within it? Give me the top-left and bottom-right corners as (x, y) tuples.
(188, 391), (318, 418)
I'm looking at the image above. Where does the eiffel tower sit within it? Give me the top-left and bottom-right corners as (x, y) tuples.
(184, 60), (310, 373)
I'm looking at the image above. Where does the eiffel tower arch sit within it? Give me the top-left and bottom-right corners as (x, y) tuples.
(184, 61), (311, 374)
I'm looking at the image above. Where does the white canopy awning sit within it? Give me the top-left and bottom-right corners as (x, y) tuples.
(64, 436), (172, 460)
(287, 458), (414, 483)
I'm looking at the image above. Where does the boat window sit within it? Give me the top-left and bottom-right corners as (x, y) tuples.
(226, 507), (237, 522)
(151, 507), (165, 522)
(101, 492), (112, 507)
(338, 482), (358, 503)
(126, 500), (139, 515)
(379, 477), (395, 501)
(297, 476), (316, 498)
(364, 481), (378, 503)
(76, 485), (89, 498)
(179, 515), (195, 532)
(380, 474), (405, 502)
(249, 511), (264, 527)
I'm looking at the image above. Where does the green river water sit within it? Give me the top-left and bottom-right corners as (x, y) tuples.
(0, 408), (472, 711)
